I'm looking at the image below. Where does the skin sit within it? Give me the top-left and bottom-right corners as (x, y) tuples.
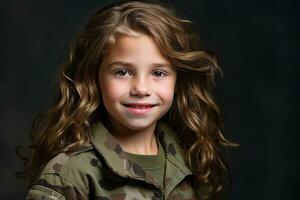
(99, 32), (177, 155)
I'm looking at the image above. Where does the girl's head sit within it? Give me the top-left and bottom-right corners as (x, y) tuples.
(64, 0), (218, 132)
(21, 1), (235, 198)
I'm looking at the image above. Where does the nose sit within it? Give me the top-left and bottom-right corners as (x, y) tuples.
(130, 76), (151, 97)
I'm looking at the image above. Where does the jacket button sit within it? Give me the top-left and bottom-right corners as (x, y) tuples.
(154, 189), (162, 198)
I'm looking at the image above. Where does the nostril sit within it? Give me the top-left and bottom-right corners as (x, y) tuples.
(129, 87), (151, 96)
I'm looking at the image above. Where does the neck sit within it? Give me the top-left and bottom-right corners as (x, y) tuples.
(103, 117), (158, 155)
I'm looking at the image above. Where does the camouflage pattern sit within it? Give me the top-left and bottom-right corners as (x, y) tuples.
(26, 121), (218, 200)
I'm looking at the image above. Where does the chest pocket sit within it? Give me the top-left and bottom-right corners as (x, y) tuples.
(96, 169), (162, 200)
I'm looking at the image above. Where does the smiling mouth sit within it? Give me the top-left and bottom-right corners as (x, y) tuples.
(122, 103), (157, 109)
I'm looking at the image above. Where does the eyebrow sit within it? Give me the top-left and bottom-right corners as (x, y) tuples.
(107, 61), (172, 68)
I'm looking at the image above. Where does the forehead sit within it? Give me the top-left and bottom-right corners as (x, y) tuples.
(104, 32), (170, 65)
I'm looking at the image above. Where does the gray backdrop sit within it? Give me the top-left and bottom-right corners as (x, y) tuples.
(1, 0), (299, 199)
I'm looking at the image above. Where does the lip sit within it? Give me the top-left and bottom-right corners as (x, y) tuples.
(123, 103), (157, 107)
(122, 103), (157, 116)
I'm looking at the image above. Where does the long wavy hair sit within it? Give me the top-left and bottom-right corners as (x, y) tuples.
(18, 0), (236, 198)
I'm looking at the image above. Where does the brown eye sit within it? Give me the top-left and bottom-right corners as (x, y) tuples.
(115, 69), (131, 77)
(153, 70), (167, 77)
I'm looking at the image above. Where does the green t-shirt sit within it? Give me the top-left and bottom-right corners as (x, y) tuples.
(124, 139), (166, 187)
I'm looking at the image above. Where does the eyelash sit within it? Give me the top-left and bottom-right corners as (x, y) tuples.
(114, 69), (131, 77)
(113, 69), (167, 78)
(152, 70), (167, 77)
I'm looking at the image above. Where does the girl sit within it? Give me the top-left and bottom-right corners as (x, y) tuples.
(21, 0), (235, 199)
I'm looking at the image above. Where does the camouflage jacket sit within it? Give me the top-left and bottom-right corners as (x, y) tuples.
(26, 121), (224, 200)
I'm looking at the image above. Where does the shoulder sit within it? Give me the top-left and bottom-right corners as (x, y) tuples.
(41, 144), (101, 176)
(27, 144), (103, 200)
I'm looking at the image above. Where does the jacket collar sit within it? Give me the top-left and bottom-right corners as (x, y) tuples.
(90, 120), (192, 188)
(155, 121), (192, 175)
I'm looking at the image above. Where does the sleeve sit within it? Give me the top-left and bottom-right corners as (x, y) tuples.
(26, 173), (88, 200)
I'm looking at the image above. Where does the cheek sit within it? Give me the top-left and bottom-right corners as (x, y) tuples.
(156, 80), (176, 103)
(100, 79), (127, 103)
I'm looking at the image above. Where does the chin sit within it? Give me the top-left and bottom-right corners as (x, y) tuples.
(122, 119), (157, 131)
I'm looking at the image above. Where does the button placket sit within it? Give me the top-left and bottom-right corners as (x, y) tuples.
(153, 189), (163, 199)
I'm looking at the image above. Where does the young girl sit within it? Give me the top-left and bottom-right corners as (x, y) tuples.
(21, 0), (235, 199)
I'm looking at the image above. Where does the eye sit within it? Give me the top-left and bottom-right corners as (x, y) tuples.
(152, 70), (167, 77)
(114, 69), (131, 77)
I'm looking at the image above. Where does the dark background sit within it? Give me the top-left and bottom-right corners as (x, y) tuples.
(1, 0), (299, 199)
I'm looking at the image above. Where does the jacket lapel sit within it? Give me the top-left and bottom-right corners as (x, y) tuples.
(90, 120), (193, 193)
(156, 121), (194, 198)
(90, 121), (161, 188)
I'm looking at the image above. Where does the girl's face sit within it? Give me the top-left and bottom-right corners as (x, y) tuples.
(99, 33), (177, 132)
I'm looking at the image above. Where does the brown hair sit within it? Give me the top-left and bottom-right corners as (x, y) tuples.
(18, 0), (236, 198)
